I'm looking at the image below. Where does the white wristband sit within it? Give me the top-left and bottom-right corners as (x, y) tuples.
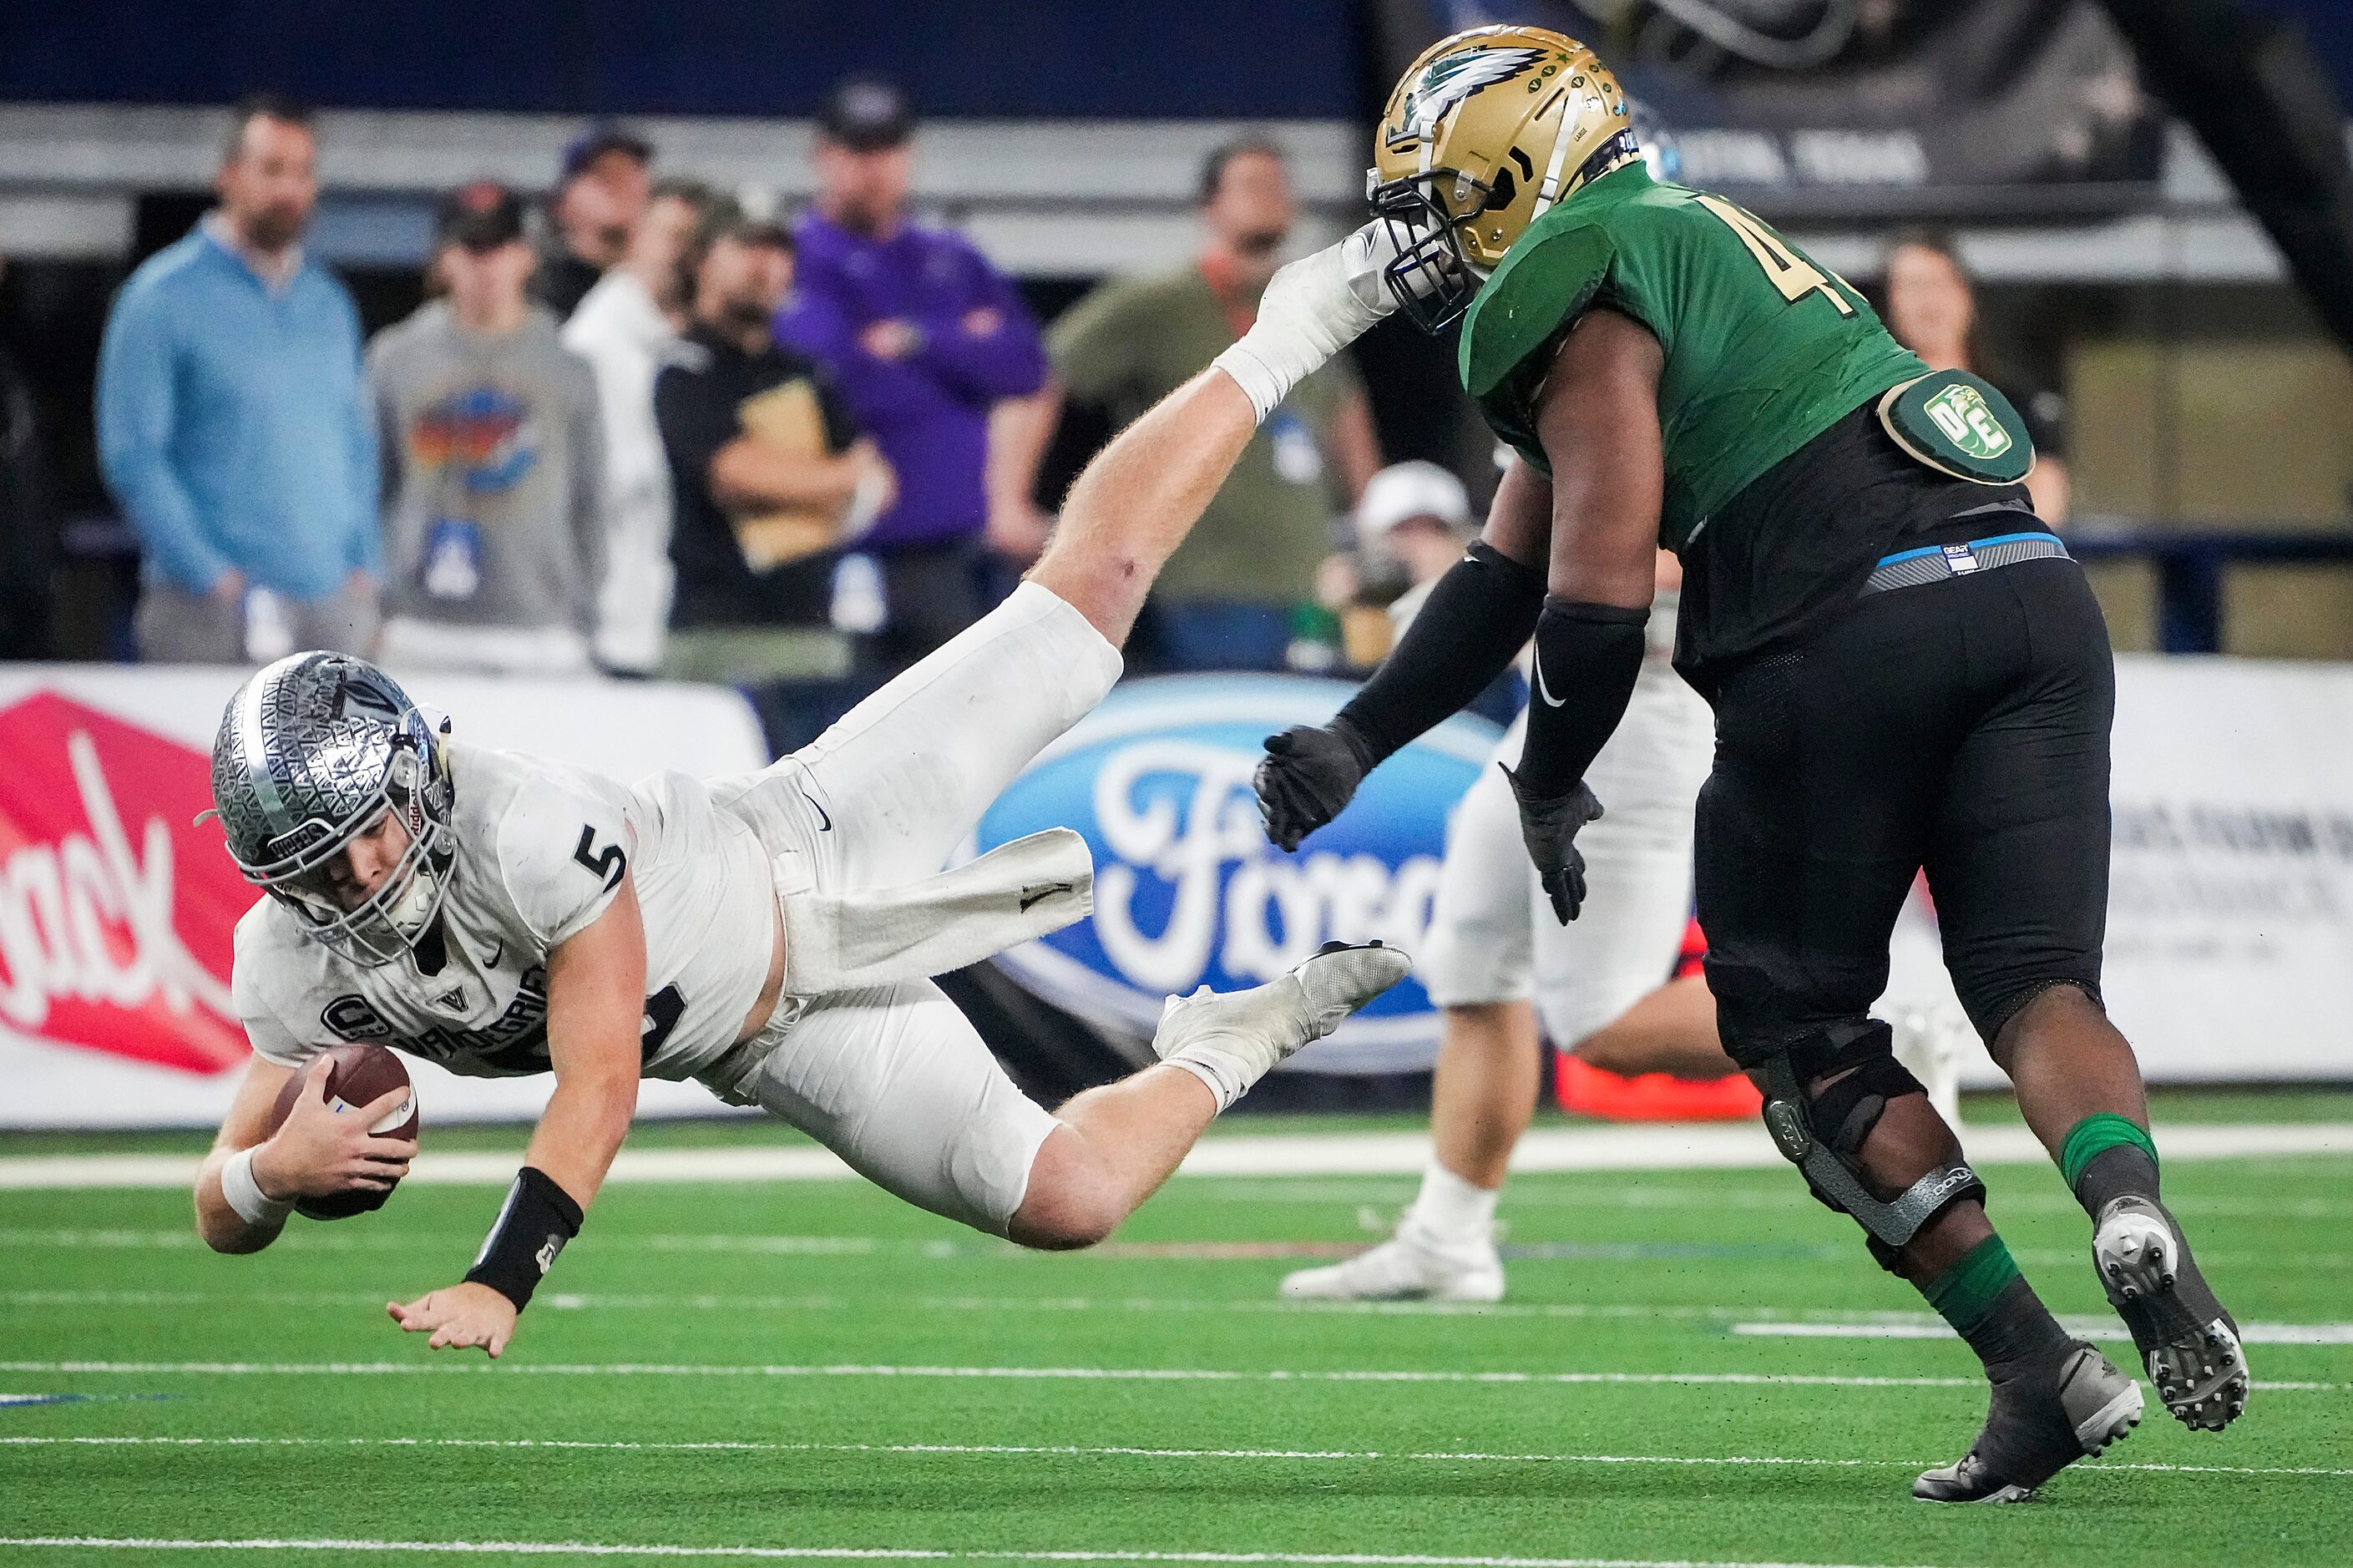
(222, 1146), (293, 1228)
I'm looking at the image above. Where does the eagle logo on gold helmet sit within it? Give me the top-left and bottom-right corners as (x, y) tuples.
(1368, 25), (1638, 331)
(1388, 44), (1550, 149)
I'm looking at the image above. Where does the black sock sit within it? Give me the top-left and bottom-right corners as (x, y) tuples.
(1960, 1276), (2079, 1380)
(2072, 1143), (2161, 1221)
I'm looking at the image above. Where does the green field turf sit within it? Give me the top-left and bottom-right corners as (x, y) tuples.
(1, 1112), (2348, 1568)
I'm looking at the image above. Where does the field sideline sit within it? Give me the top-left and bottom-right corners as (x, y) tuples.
(2, 1094), (2349, 1567)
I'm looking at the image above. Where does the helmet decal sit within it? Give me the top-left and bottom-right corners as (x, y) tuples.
(1387, 45), (1551, 152)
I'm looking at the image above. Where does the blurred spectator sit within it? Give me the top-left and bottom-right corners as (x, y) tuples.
(0, 250), (53, 659)
(367, 183), (606, 677)
(1357, 459), (1475, 633)
(537, 123), (654, 323)
(565, 177), (716, 675)
(1882, 229), (2070, 526)
(1025, 136), (1381, 672)
(98, 94), (379, 665)
(655, 200), (893, 751)
(774, 76), (1048, 679)
(1307, 459), (1476, 673)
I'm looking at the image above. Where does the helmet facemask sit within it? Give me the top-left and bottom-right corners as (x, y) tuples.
(260, 742), (453, 965)
(1368, 168), (1496, 333)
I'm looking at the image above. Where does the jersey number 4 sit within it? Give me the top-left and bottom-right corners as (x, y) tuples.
(1697, 195), (1855, 317)
(573, 827), (627, 893)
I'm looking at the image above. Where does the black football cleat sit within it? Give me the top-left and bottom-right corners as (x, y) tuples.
(1914, 1343), (2143, 1504)
(2095, 1195), (2249, 1432)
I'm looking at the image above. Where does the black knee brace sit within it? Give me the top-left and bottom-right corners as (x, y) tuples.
(1758, 1020), (1985, 1269)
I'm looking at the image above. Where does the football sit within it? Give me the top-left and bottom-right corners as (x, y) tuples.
(263, 1043), (420, 1220)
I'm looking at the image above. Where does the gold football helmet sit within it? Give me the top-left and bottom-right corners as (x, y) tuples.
(1369, 24), (1637, 331)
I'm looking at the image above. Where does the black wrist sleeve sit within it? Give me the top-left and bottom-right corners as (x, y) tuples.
(1336, 541), (1546, 762)
(1513, 596), (1649, 798)
(464, 1165), (584, 1313)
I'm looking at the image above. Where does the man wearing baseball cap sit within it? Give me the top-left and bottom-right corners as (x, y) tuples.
(538, 122), (654, 321)
(774, 76), (1048, 681)
(366, 180), (608, 675)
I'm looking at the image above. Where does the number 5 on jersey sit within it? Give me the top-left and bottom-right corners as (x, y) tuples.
(573, 827), (626, 893)
(1697, 195), (1855, 317)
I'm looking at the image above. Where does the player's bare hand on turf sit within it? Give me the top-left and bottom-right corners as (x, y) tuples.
(252, 1056), (413, 1200)
(1501, 767), (1604, 924)
(388, 1282), (519, 1358)
(1256, 721), (1378, 852)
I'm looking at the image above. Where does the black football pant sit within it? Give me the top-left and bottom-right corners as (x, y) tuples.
(1694, 557), (2114, 1066)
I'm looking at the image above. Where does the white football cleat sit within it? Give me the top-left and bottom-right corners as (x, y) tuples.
(1280, 1216), (1504, 1302)
(1153, 942), (1412, 1110)
(1889, 1002), (1968, 1128)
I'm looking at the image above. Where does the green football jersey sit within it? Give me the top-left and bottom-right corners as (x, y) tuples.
(1459, 163), (1925, 550)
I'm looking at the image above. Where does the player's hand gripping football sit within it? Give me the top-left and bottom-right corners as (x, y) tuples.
(1256, 720), (1379, 852)
(1501, 767), (1606, 924)
(387, 1282), (520, 1358)
(250, 1055), (413, 1201)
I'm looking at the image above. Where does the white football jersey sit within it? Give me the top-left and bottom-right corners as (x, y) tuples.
(234, 740), (776, 1082)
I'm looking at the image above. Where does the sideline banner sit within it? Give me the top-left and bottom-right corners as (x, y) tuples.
(970, 663), (2353, 1086)
(0, 665), (766, 1127)
(968, 675), (1503, 1076)
(2103, 655), (2353, 1082)
(5, 656), (2348, 1128)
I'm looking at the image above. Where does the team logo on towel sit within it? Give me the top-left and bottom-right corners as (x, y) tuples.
(964, 675), (1500, 1074)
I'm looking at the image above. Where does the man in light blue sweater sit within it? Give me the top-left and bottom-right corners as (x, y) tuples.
(98, 95), (381, 664)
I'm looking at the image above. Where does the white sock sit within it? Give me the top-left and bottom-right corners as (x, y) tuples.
(1408, 1158), (1499, 1240)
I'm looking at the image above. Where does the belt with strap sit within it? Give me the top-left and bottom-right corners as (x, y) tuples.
(1862, 529), (2071, 595)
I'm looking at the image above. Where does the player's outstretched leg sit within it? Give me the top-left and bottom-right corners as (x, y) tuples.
(1741, 1020), (2141, 1503)
(1008, 943), (1411, 1250)
(1994, 984), (2248, 1432)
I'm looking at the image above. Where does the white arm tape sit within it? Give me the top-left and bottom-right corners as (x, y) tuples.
(1210, 221), (1400, 426)
(221, 1146), (293, 1228)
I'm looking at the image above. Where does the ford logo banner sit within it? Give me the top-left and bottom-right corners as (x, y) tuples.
(966, 675), (1503, 1075)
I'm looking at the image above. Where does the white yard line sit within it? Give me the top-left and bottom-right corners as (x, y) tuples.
(1, 1434), (2346, 1479)
(0, 1542), (1958, 1568)
(0, 1357), (2340, 1391)
(1736, 1319), (2353, 1346)
(3, 1121), (2346, 1190)
(11, 1290), (2353, 1349)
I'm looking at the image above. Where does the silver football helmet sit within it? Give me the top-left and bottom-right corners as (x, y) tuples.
(209, 652), (455, 966)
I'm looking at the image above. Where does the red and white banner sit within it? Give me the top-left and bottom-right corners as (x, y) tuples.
(0, 665), (765, 1127)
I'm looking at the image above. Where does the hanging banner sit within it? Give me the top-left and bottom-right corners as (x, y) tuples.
(1406, 1), (2165, 217)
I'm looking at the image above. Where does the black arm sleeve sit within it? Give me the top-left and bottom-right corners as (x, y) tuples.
(1334, 541), (1546, 763)
(1512, 596), (1648, 798)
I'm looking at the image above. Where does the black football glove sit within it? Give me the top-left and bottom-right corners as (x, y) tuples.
(1255, 719), (1379, 852)
(1500, 766), (1605, 924)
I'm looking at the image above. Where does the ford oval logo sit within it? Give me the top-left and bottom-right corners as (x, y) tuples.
(968, 675), (1502, 1074)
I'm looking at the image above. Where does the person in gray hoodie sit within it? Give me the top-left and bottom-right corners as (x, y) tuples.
(368, 182), (606, 676)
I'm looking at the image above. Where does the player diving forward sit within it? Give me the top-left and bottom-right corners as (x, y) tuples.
(192, 225), (1418, 1356)
(1252, 25), (2247, 1501)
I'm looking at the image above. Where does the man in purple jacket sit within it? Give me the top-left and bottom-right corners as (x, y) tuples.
(775, 77), (1049, 677)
